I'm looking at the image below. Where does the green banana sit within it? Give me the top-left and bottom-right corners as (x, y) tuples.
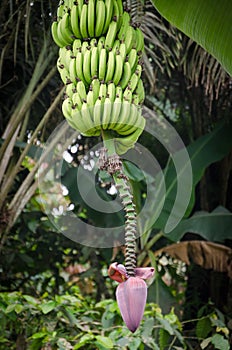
(123, 86), (133, 103)
(116, 99), (131, 129)
(99, 82), (107, 102)
(91, 78), (101, 102)
(70, 4), (82, 39)
(97, 36), (106, 52)
(65, 82), (76, 98)
(87, 0), (95, 37)
(105, 20), (118, 50)
(57, 58), (70, 84)
(57, 1), (66, 20)
(71, 107), (92, 135)
(83, 48), (92, 84)
(134, 78), (145, 103)
(119, 61), (131, 89)
(104, 50), (115, 83)
(57, 12), (74, 46)
(80, 3), (89, 39)
(118, 11), (130, 40)
(86, 87), (95, 107)
(95, 1), (106, 37)
(81, 101), (95, 134)
(128, 65), (142, 92)
(62, 97), (73, 120)
(113, 53), (123, 85)
(127, 48), (138, 73)
(116, 0), (123, 27)
(76, 80), (87, 100)
(90, 46), (99, 78)
(69, 57), (77, 83)
(59, 46), (71, 70)
(109, 96), (122, 129)
(102, 0), (114, 34)
(93, 97), (103, 129)
(107, 81), (116, 102)
(98, 48), (107, 81)
(81, 40), (89, 54)
(115, 85), (123, 99)
(77, 0), (84, 17)
(124, 25), (136, 54)
(72, 91), (83, 110)
(119, 42), (127, 62)
(135, 27), (144, 52)
(112, 0), (120, 27)
(101, 97), (112, 129)
(51, 21), (65, 47)
(75, 50), (87, 84)
(73, 38), (82, 54)
(112, 39), (120, 55)
(90, 38), (97, 47)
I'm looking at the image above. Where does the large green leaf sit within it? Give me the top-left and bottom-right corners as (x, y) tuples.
(166, 206), (232, 242)
(152, 0), (232, 76)
(151, 121), (232, 233)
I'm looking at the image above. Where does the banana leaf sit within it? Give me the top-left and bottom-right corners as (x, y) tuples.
(152, 0), (232, 77)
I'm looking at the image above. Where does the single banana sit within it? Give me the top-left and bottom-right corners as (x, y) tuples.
(128, 65), (142, 92)
(105, 20), (118, 50)
(81, 101), (97, 135)
(87, 0), (95, 37)
(91, 78), (101, 102)
(75, 50), (87, 84)
(98, 47), (107, 81)
(119, 61), (131, 89)
(123, 87), (133, 103)
(132, 93), (140, 106)
(83, 48), (92, 84)
(97, 36), (106, 52)
(76, 80), (87, 100)
(115, 85), (123, 99)
(62, 97), (73, 120)
(115, 126), (144, 154)
(59, 46), (71, 70)
(95, 1), (106, 37)
(69, 57), (77, 83)
(73, 38), (82, 54)
(135, 78), (145, 103)
(112, 0), (120, 27)
(80, 3), (89, 39)
(77, 0), (84, 17)
(57, 1), (66, 20)
(127, 48), (138, 73)
(57, 59), (70, 84)
(101, 98), (112, 129)
(93, 97), (103, 129)
(81, 40), (89, 54)
(86, 87), (95, 107)
(72, 91), (83, 110)
(70, 4), (82, 39)
(112, 39), (120, 55)
(90, 46), (99, 78)
(90, 37), (97, 48)
(116, 99), (131, 129)
(119, 42), (127, 62)
(135, 27), (144, 53)
(124, 25), (136, 54)
(57, 12), (74, 46)
(116, 0), (123, 27)
(109, 96), (122, 129)
(107, 81), (116, 102)
(99, 82), (107, 102)
(118, 11), (130, 41)
(113, 53), (123, 85)
(102, 0), (114, 34)
(65, 82), (76, 98)
(51, 21), (65, 47)
(104, 50), (115, 83)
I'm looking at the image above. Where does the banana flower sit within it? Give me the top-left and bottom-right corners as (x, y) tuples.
(108, 262), (155, 332)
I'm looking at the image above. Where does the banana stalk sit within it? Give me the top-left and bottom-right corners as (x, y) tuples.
(101, 130), (137, 277)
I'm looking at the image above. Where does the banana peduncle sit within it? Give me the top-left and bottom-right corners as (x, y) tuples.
(101, 131), (136, 277)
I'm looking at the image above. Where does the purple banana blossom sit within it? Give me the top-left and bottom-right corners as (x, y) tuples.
(108, 262), (155, 332)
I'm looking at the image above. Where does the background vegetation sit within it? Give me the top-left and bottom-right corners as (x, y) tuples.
(0, 0), (231, 349)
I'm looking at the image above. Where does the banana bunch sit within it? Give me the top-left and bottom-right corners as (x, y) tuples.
(52, 0), (146, 154)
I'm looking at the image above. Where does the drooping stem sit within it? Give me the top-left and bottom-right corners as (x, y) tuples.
(101, 131), (137, 277)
